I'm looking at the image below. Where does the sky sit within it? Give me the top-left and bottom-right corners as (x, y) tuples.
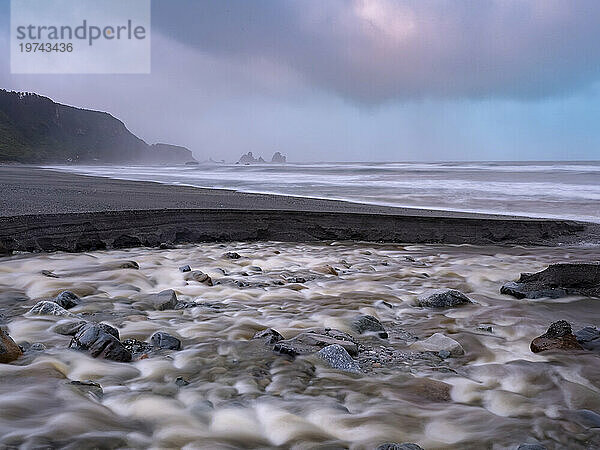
(1, 0), (600, 162)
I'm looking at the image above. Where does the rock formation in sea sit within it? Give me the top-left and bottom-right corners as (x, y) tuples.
(0, 89), (195, 164)
(237, 151), (287, 164)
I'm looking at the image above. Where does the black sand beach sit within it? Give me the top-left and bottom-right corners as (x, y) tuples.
(0, 166), (599, 253)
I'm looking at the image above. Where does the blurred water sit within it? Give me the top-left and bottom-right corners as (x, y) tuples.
(48, 161), (600, 222)
(0, 242), (599, 448)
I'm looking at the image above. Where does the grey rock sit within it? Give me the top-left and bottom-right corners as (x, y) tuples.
(575, 326), (600, 351)
(148, 289), (178, 311)
(53, 291), (79, 309)
(223, 252), (241, 259)
(184, 271), (213, 286)
(376, 444), (424, 450)
(150, 331), (181, 350)
(20, 342), (46, 353)
(248, 265), (262, 272)
(28, 301), (75, 317)
(501, 263), (600, 299)
(117, 260), (140, 269)
(517, 444), (547, 450)
(52, 320), (87, 336)
(175, 376), (189, 387)
(41, 270), (59, 278)
(410, 333), (465, 356)
(317, 344), (361, 374)
(179, 265), (191, 272)
(417, 289), (473, 308)
(252, 328), (284, 344)
(351, 315), (388, 338)
(571, 409), (600, 428)
(69, 322), (131, 362)
(67, 380), (103, 399)
(274, 328), (359, 357)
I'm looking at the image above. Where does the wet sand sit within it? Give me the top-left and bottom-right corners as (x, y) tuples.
(0, 166), (599, 253)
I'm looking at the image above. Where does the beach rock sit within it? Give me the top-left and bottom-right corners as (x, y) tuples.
(410, 333), (465, 356)
(179, 265), (191, 272)
(41, 270), (59, 278)
(67, 380), (103, 399)
(501, 263), (600, 299)
(122, 338), (153, 356)
(150, 331), (181, 350)
(0, 329), (23, 363)
(147, 289), (179, 311)
(252, 328), (284, 344)
(417, 289), (473, 308)
(317, 344), (361, 374)
(69, 322), (131, 362)
(53, 320), (87, 336)
(530, 320), (583, 353)
(351, 315), (388, 338)
(184, 271), (213, 286)
(274, 328), (358, 357)
(53, 291), (79, 309)
(28, 301), (75, 317)
(223, 252), (241, 259)
(574, 326), (600, 351)
(376, 443), (424, 450)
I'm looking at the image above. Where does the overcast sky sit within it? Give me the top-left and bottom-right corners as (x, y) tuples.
(1, 0), (600, 162)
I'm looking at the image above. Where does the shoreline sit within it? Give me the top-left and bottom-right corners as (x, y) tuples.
(1, 166), (599, 253)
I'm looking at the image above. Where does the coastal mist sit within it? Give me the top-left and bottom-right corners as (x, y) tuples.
(0, 242), (598, 449)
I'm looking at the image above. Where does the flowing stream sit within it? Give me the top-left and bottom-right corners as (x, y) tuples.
(0, 242), (598, 449)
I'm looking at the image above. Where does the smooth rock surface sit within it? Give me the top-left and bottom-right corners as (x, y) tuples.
(410, 333), (465, 356)
(417, 289), (473, 308)
(147, 290), (178, 311)
(252, 328), (284, 344)
(53, 291), (79, 309)
(184, 271), (213, 286)
(150, 332), (181, 350)
(317, 344), (361, 374)
(575, 326), (600, 351)
(501, 263), (600, 299)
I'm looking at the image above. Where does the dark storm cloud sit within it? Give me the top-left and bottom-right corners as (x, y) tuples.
(153, 0), (600, 102)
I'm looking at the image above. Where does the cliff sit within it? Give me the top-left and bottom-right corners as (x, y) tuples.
(0, 89), (194, 164)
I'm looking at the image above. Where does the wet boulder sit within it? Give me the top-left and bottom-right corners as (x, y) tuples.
(122, 338), (153, 356)
(0, 329), (23, 363)
(376, 444), (424, 450)
(28, 301), (76, 317)
(67, 380), (103, 399)
(351, 314), (388, 338)
(417, 289), (473, 308)
(223, 252), (241, 259)
(575, 326), (600, 351)
(179, 265), (191, 272)
(252, 328), (284, 344)
(273, 328), (358, 357)
(317, 344), (361, 374)
(530, 320), (583, 353)
(147, 289), (179, 311)
(69, 322), (132, 362)
(184, 270), (213, 286)
(410, 333), (465, 356)
(501, 263), (600, 299)
(53, 291), (79, 309)
(150, 331), (181, 350)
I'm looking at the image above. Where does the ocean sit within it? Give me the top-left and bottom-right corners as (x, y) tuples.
(47, 161), (600, 222)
